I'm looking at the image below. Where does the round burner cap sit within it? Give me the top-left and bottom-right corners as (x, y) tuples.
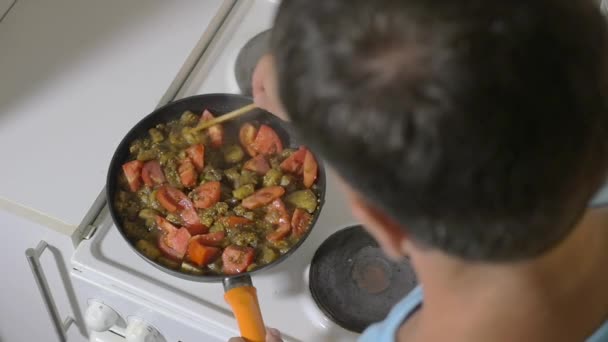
(309, 225), (417, 333)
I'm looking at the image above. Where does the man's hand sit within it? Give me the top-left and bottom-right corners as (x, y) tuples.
(252, 54), (289, 121)
(227, 328), (283, 342)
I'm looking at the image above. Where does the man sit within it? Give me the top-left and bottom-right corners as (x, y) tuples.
(234, 0), (608, 340)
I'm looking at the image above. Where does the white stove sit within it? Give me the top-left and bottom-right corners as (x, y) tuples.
(71, 1), (361, 341)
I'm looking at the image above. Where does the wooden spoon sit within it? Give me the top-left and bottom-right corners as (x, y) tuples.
(193, 103), (257, 132)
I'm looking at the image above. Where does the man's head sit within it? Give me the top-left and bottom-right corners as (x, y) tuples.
(268, 0), (608, 261)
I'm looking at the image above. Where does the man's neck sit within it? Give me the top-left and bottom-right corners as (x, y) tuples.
(400, 208), (608, 342)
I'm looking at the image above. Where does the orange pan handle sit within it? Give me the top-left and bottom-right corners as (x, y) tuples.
(223, 276), (266, 342)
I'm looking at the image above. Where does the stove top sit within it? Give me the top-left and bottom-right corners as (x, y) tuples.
(74, 167), (359, 341)
(71, 1), (388, 340)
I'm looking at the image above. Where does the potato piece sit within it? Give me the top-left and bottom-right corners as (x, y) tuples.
(157, 257), (180, 269)
(137, 149), (156, 161)
(224, 167), (240, 184)
(237, 170), (259, 188)
(181, 262), (205, 275)
(136, 240), (161, 260)
(202, 166), (223, 182)
(285, 190), (318, 213)
(149, 128), (164, 143)
(138, 209), (159, 226)
(233, 205), (255, 220)
(263, 169), (283, 187)
(223, 145), (245, 164)
(180, 110), (198, 126)
(260, 246), (278, 265)
(233, 184), (255, 200)
(165, 213), (183, 226)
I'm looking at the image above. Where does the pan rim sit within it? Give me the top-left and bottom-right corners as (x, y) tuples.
(106, 93), (327, 282)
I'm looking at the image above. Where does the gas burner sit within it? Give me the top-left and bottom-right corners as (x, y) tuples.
(234, 29), (272, 95)
(309, 225), (418, 333)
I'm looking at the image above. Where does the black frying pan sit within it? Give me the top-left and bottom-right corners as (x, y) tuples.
(107, 94), (326, 341)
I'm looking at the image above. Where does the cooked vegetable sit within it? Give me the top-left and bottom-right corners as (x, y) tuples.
(192, 181), (221, 209)
(263, 169), (283, 187)
(239, 123), (258, 157)
(186, 144), (205, 172)
(244, 155), (270, 175)
(222, 245), (255, 275)
(233, 184), (255, 200)
(223, 145), (245, 164)
(193, 232), (225, 247)
(242, 186), (286, 209)
(178, 158), (197, 188)
(252, 125), (283, 155)
(237, 170), (259, 188)
(181, 261), (205, 275)
(201, 110), (224, 148)
(259, 246), (278, 265)
(222, 216), (254, 229)
(136, 240), (161, 260)
(157, 256), (180, 269)
(224, 167), (240, 184)
(149, 128), (164, 143)
(285, 190), (318, 213)
(180, 111), (198, 125)
(265, 199), (291, 242)
(291, 208), (313, 238)
(202, 166), (223, 182)
(187, 237), (221, 267)
(280, 147), (306, 174)
(115, 110), (321, 275)
(303, 150), (318, 188)
(122, 160), (144, 192)
(141, 160), (166, 187)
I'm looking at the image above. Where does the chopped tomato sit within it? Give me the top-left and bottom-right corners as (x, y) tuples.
(280, 147), (306, 174)
(187, 238), (220, 267)
(191, 231), (225, 247)
(222, 245), (255, 275)
(158, 237), (184, 261)
(264, 199), (288, 225)
(265, 199), (291, 242)
(291, 208), (313, 238)
(156, 186), (190, 213)
(159, 227), (191, 261)
(241, 186), (286, 209)
(303, 150), (318, 188)
(239, 123), (258, 157)
(243, 155), (270, 175)
(180, 207), (208, 235)
(221, 216), (253, 229)
(252, 125), (283, 155)
(122, 160), (144, 192)
(192, 181), (221, 209)
(186, 144), (205, 172)
(178, 158), (198, 188)
(155, 215), (178, 234)
(141, 160), (166, 187)
(201, 110), (224, 148)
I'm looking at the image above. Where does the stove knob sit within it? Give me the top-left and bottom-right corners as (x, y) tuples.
(85, 300), (120, 332)
(125, 318), (164, 342)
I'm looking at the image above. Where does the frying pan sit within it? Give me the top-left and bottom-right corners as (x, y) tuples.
(106, 94), (326, 342)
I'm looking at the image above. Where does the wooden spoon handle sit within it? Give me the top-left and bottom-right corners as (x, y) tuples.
(193, 103), (257, 132)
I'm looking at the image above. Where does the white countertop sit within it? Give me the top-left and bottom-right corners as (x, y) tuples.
(0, 0), (235, 233)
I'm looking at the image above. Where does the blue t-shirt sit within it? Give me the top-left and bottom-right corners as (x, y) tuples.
(359, 185), (608, 341)
(359, 286), (608, 342)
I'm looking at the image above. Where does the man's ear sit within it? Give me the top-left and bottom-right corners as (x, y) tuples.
(347, 191), (409, 260)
